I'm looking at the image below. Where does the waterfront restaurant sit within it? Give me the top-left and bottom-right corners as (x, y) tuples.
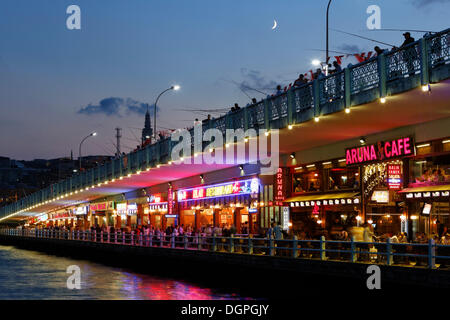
(89, 201), (114, 228)
(284, 160), (362, 237)
(177, 177), (260, 233)
(399, 137), (450, 238)
(146, 192), (169, 229)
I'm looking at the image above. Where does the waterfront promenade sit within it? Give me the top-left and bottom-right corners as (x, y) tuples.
(1, 229), (449, 288)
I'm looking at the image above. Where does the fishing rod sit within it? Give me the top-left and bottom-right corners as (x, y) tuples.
(369, 28), (436, 33)
(222, 78), (268, 98)
(331, 28), (396, 47)
(308, 48), (354, 55)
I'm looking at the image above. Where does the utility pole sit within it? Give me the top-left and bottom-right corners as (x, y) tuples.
(115, 127), (122, 157)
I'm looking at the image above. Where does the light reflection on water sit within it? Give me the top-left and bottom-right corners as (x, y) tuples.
(0, 245), (248, 300)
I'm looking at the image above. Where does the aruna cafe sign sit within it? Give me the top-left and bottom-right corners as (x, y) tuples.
(346, 137), (414, 166)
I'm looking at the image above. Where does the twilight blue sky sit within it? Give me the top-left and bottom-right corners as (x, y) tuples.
(0, 0), (449, 160)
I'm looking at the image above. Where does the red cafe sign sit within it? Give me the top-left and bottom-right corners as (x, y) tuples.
(346, 137), (414, 166)
(387, 164), (402, 189)
(90, 202), (112, 211)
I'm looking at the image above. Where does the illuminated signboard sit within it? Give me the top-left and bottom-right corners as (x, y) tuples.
(387, 164), (402, 189)
(371, 190), (389, 203)
(75, 206), (88, 215)
(346, 137), (414, 166)
(148, 193), (164, 204)
(90, 202), (112, 211)
(178, 178), (259, 202)
(168, 187), (174, 215)
(275, 168), (287, 202)
(282, 207), (290, 230)
(127, 203), (138, 216)
(116, 203), (127, 214)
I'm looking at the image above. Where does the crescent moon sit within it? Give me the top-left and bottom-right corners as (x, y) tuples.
(272, 20), (278, 30)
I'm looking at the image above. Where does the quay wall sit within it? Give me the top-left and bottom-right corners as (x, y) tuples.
(0, 235), (448, 291)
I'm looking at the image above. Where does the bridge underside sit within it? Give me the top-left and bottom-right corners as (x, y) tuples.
(6, 79), (450, 222)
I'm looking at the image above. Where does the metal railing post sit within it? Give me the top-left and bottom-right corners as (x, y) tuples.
(198, 234), (202, 250)
(269, 236), (274, 256)
(248, 236), (253, 255)
(229, 235), (234, 253)
(171, 233), (175, 248)
(350, 236), (357, 263)
(386, 238), (393, 266)
(115, 232), (118, 243)
(131, 232), (134, 245)
(100, 231), (103, 243)
(212, 234), (217, 252)
(184, 234), (188, 249)
(420, 37), (430, 85)
(122, 232), (125, 244)
(139, 234), (143, 246)
(160, 233), (164, 247)
(428, 239), (436, 269)
(149, 232), (153, 247)
(292, 235), (298, 258)
(320, 236), (327, 260)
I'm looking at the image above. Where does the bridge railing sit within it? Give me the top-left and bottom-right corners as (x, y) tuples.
(2, 228), (449, 270)
(1, 29), (450, 220)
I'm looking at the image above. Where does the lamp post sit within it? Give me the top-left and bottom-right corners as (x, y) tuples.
(326, 0), (333, 66)
(79, 132), (97, 170)
(153, 85), (180, 140)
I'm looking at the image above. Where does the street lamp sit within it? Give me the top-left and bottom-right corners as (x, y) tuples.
(153, 85), (180, 140)
(79, 132), (97, 170)
(326, 0), (333, 66)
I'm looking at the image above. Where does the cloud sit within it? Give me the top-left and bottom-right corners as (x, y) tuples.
(77, 97), (158, 117)
(411, 0), (450, 7)
(239, 68), (278, 94)
(337, 44), (366, 54)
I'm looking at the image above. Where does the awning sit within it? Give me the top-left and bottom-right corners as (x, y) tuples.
(398, 184), (450, 193)
(285, 192), (359, 202)
(398, 184), (450, 199)
(284, 192), (360, 207)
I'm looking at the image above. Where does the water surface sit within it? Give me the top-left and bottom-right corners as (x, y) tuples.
(0, 245), (250, 300)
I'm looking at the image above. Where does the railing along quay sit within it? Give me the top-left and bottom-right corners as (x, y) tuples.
(2, 229), (449, 270)
(1, 29), (449, 219)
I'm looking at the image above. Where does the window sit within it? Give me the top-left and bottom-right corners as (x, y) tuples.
(410, 154), (450, 187)
(293, 170), (321, 193)
(326, 167), (360, 191)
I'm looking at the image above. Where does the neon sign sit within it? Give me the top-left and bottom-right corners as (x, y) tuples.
(148, 194), (164, 204)
(387, 164), (402, 189)
(346, 137), (414, 165)
(275, 168), (286, 203)
(178, 178), (259, 202)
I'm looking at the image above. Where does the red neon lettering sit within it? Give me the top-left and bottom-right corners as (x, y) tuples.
(352, 148), (358, 164)
(404, 137), (412, 154)
(385, 142), (391, 158)
(370, 145), (377, 160)
(357, 148), (364, 163)
(363, 146), (370, 162)
(398, 139), (404, 155)
(391, 140), (398, 157)
(346, 150), (352, 164)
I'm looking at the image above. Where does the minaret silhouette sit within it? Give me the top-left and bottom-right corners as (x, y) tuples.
(141, 104), (153, 145)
